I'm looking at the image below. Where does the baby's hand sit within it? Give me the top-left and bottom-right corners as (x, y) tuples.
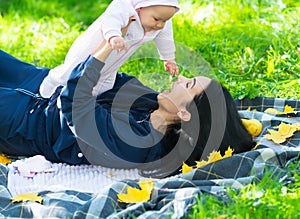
(164, 60), (179, 76)
(109, 36), (127, 52)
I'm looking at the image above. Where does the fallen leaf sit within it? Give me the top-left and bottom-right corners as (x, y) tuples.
(138, 180), (154, 193)
(284, 105), (295, 113)
(223, 147), (234, 158)
(117, 180), (154, 203)
(264, 108), (283, 115)
(293, 123), (300, 131)
(277, 122), (297, 138)
(207, 150), (223, 163)
(264, 105), (295, 115)
(0, 154), (12, 165)
(182, 162), (193, 174)
(184, 146), (234, 170)
(264, 129), (287, 144)
(196, 160), (208, 169)
(11, 193), (43, 204)
(264, 122), (299, 144)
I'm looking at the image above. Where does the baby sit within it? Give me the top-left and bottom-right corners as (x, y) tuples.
(39, 0), (180, 97)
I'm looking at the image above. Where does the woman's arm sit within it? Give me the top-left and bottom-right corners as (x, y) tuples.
(60, 18), (135, 166)
(92, 41), (113, 62)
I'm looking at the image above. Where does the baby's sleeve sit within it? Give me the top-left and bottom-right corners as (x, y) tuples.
(101, 0), (133, 40)
(154, 19), (176, 61)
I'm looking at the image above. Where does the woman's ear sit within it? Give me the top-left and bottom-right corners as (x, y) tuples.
(177, 109), (191, 122)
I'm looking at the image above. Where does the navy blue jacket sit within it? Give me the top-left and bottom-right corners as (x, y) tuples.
(60, 56), (169, 168)
(0, 50), (169, 168)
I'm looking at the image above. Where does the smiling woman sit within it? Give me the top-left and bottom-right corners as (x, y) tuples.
(0, 39), (255, 178)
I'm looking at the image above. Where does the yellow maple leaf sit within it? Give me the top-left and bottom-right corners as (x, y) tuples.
(183, 146), (235, 171)
(264, 122), (299, 144)
(264, 130), (286, 144)
(264, 108), (283, 115)
(182, 162), (194, 174)
(264, 105), (295, 115)
(196, 160), (208, 169)
(223, 147), (234, 158)
(292, 123), (300, 131)
(0, 154), (12, 165)
(207, 150), (223, 163)
(11, 193), (43, 204)
(139, 180), (154, 192)
(277, 122), (297, 138)
(284, 105), (295, 113)
(117, 180), (154, 203)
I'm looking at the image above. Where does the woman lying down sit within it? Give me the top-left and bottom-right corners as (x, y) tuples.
(0, 41), (255, 179)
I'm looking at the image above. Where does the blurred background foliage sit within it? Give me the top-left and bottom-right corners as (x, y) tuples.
(1, 0), (299, 99)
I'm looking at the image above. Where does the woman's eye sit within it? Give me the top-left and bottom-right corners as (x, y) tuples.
(186, 80), (194, 88)
(186, 79), (196, 89)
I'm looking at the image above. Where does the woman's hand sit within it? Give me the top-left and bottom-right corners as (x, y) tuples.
(121, 16), (135, 36)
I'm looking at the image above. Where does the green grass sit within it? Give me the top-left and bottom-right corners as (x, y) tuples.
(174, 0), (300, 99)
(1, 0), (300, 217)
(1, 0), (299, 97)
(186, 160), (300, 219)
(0, 0), (111, 67)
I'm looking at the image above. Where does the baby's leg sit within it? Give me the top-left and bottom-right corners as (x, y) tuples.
(0, 50), (48, 90)
(63, 16), (105, 76)
(40, 16), (105, 98)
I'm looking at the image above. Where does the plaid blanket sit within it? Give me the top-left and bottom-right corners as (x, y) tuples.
(1, 96), (300, 218)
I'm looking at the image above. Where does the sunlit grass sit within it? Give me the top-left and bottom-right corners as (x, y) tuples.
(1, 0), (299, 98)
(0, 0), (110, 67)
(173, 0), (300, 99)
(186, 161), (300, 219)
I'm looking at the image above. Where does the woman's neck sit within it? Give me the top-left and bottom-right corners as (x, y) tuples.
(150, 93), (182, 133)
(150, 109), (179, 134)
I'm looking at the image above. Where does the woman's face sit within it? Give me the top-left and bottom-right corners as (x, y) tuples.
(137, 5), (176, 32)
(159, 75), (211, 114)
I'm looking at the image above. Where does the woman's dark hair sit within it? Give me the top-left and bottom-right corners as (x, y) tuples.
(182, 80), (255, 166)
(140, 80), (255, 178)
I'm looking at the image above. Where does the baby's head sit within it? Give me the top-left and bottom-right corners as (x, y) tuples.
(131, 0), (180, 32)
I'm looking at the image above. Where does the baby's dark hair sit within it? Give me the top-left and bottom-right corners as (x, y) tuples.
(140, 80), (255, 178)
